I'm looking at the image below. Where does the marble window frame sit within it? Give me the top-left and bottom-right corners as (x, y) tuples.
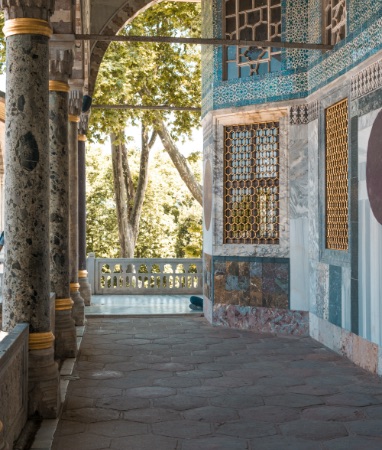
(318, 83), (352, 267)
(212, 107), (289, 258)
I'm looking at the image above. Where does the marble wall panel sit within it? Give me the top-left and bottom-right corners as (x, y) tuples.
(289, 125), (309, 219)
(329, 265), (342, 327)
(213, 304), (309, 336)
(315, 262), (329, 320)
(290, 218), (309, 311)
(341, 266), (351, 332)
(308, 120), (319, 261)
(212, 257), (289, 310)
(310, 312), (381, 375)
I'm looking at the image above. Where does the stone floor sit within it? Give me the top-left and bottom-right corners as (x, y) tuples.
(50, 316), (382, 450)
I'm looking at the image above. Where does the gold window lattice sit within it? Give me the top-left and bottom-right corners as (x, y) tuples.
(224, 0), (282, 80)
(224, 122), (280, 244)
(324, 0), (346, 45)
(325, 99), (349, 251)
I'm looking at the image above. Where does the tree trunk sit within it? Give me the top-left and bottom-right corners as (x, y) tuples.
(153, 116), (203, 206)
(111, 132), (131, 257)
(110, 125), (154, 258)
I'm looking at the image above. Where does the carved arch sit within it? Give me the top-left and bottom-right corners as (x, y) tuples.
(89, 0), (161, 96)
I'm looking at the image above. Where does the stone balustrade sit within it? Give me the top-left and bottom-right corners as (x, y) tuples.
(87, 254), (203, 295)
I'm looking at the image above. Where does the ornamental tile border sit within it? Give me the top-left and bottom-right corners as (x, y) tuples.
(351, 59), (382, 100)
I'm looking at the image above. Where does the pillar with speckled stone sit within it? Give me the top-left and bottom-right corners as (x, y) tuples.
(78, 113), (92, 306)
(49, 48), (77, 359)
(68, 89), (85, 325)
(1, 0), (60, 418)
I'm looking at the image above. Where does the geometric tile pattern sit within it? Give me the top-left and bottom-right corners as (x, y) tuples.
(224, 123), (280, 244)
(325, 99), (349, 251)
(224, 0), (282, 79)
(202, 0), (382, 115)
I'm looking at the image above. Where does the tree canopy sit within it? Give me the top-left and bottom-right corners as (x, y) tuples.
(89, 1), (201, 142)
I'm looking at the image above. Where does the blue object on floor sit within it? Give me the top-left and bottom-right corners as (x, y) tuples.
(190, 295), (203, 310)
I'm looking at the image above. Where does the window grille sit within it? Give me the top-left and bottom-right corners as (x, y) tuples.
(224, 122), (280, 244)
(325, 99), (349, 251)
(224, 0), (282, 80)
(323, 0), (346, 45)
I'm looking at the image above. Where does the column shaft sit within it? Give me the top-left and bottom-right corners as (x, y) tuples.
(49, 76), (77, 358)
(68, 102), (85, 325)
(1, 5), (60, 418)
(78, 134), (92, 305)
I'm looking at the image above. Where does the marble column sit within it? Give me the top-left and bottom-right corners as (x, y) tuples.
(49, 48), (77, 359)
(68, 89), (85, 325)
(1, 0), (60, 417)
(78, 113), (92, 305)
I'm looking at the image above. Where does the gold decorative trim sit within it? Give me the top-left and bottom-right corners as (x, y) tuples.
(70, 282), (80, 292)
(3, 18), (52, 38)
(78, 270), (88, 278)
(68, 114), (80, 123)
(0, 101), (5, 122)
(78, 134), (87, 142)
(55, 297), (74, 311)
(29, 331), (55, 350)
(49, 80), (70, 93)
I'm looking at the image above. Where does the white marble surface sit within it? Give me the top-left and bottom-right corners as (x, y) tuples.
(290, 217), (309, 311)
(85, 295), (200, 316)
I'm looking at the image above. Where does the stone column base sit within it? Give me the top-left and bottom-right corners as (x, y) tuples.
(79, 276), (92, 306)
(55, 308), (77, 359)
(28, 346), (60, 418)
(71, 290), (85, 326)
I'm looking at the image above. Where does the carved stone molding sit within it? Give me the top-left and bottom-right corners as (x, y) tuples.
(49, 49), (73, 82)
(68, 89), (82, 117)
(289, 100), (319, 125)
(78, 113), (89, 136)
(351, 59), (382, 100)
(1, 0), (55, 21)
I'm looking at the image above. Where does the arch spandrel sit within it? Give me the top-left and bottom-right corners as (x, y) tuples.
(89, 0), (160, 95)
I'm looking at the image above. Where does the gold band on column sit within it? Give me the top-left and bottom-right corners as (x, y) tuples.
(3, 18), (52, 38)
(70, 282), (80, 293)
(55, 298), (74, 311)
(78, 270), (88, 278)
(49, 80), (70, 93)
(68, 114), (80, 123)
(78, 134), (87, 142)
(29, 331), (55, 350)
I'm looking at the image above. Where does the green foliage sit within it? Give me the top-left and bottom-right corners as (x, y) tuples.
(89, 1), (201, 143)
(86, 143), (202, 258)
(0, 12), (6, 75)
(86, 146), (120, 257)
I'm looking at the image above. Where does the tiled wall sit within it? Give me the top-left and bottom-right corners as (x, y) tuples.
(202, 0), (382, 114)
(213, 257), (289, 309)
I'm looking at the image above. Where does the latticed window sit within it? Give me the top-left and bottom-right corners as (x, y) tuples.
(324, 0), (346, 45)
(224, 0), (282, 80)
(325, 99), (349, 251)
(224, 122), (280, 244)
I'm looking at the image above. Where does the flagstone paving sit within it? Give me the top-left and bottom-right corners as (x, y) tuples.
(51, 317), (382, 450)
